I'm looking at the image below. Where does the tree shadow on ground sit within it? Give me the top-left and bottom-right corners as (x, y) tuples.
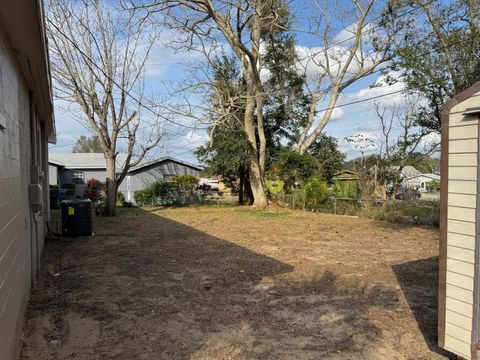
(23, 208), (407, 359)
(392, 257), (454, 359)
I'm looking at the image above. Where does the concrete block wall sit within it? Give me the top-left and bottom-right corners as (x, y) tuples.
(0, 29), (33, 360)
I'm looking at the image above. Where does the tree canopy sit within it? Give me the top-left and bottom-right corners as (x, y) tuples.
(72, 135), (103, 153)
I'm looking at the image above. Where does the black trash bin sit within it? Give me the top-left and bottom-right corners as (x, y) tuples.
(61, 199), (93, 237)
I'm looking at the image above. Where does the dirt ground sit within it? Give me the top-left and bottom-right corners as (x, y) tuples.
(20, 206), (453, 359)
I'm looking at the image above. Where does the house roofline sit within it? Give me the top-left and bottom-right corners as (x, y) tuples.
(404, 173), (440, 180)
(128, 156), (203, 173)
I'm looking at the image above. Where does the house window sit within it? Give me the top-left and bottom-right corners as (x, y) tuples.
(71, 171), (84, 184)
(421, 182), (425, 189)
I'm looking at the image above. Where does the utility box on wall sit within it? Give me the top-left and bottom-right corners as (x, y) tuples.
(61, 199), (93, 237)
(439, 82), (480, 359)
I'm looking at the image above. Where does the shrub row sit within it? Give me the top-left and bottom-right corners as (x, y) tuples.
(134, 175), (199, 206)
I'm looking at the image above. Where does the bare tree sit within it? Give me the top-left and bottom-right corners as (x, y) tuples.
(294, 0), (411, 154)
(373, 99), (430, 199)
(127, 0), (293, 207)
(47, 0), (163, 215)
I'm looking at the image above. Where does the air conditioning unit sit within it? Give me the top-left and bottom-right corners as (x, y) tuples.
(61, 199), (92, 237)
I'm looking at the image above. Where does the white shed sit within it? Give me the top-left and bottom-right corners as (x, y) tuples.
(439, 81), (480, 359)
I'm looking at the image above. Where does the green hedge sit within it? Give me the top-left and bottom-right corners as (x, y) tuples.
(134, 182), (178, 206)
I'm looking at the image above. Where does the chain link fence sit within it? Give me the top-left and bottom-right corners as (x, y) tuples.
(275, 193), (440, 227)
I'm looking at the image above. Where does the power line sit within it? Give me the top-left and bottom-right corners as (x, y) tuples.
(293, 0), (434, 63)
(47, 0), (464, 157)
(46, 1), (432, 135)
(46, 17), (208, 131)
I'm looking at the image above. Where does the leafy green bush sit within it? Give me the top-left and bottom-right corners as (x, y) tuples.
(154, 182), (177, 205)
(266, 179), (284, 199)
(172, 175), (199, 193)
(272, 150), (318, 193)
(134, 188), (156, 205)
(152, 182), (175, 197)
(134, 181), (179, 206)
(428, 179), (440, 191)
(304, 178), (330, 210)
(117, 191), (125, 204)
(334, 180), (358, 199)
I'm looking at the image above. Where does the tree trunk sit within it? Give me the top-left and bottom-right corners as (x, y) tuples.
(242, 63), (268, 208)
(244, 175), (254, 205)
(238, 166), (245, 205)
(104, 154), (117, 216)
(248, 160), (267, 207)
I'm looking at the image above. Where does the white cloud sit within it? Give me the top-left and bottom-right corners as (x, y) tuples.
(419, 132), (441, 154)
(318, 106), (345, 122)
(333, 23), (375, 45)
(339, 71), (407, 110)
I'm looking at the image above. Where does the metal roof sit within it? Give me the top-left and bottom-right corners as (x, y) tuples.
(49, 153), (202, 173)
(405, 173), (440, 181)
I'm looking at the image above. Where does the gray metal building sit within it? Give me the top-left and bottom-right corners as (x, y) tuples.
(49, 153), (203, 201)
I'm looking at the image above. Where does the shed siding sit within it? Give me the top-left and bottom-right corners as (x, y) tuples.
(448, 166), (477, 181)
(446, 283), (473, 303)
(446, 308), (472, 331)
(449, 124), (479, 140)
(447, 233), (475, 250)
(448, 220), (476, 237)
(444, 90), (480, 359)
(448, 153), (477, 167)
(448, 180), (477, 195)
(445, 335), (471, 359)
(448, 193), (477, 208)
(0, 30), (32, 360)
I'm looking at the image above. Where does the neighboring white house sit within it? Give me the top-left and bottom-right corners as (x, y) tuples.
(402, 173), (440, 192)
(0, 2), (55, 359)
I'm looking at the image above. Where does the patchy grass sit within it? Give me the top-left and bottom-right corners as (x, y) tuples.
(235, 208), (289, 219)
(23, 206), (449, 360)
(359, 201), (440, 227)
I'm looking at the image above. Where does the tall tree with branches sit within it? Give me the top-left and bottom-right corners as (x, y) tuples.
(47, 0), (163, 215)
(128, 0), (414, 205)
(393, 0), (480, 134)
(129, 0), (293, 207)
(293, 0), (413, 154)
